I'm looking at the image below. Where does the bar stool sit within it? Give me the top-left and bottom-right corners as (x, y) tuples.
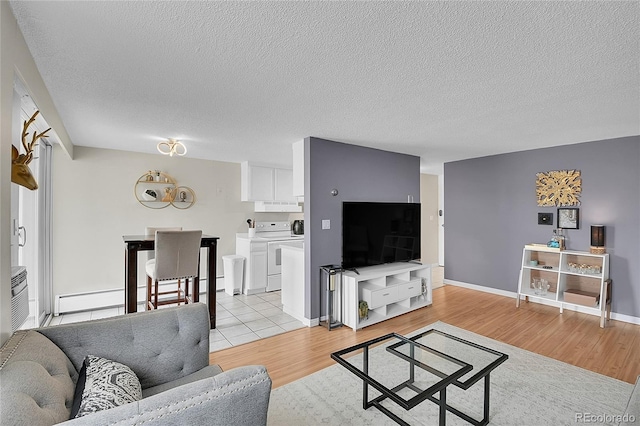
(144, 227), (182, 309)
(145, 230), (202, 310)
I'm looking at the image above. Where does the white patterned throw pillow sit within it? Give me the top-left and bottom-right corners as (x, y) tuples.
(71, 355), (142, 419)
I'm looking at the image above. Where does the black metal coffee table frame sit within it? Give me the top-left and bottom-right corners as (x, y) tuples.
(399, 329), (508, 425)
(331, 330), (508, 426)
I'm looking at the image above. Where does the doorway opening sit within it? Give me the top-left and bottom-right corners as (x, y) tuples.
(11, 79), (54, 329)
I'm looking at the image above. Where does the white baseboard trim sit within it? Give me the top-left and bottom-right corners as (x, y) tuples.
(444, 279), (640, 326)
(444, 279), (515, 299)
(610, 312), (640, 325)
(54, 277), (225, 315)
(55, 289), (123, 315)
(306, 318), (320, 327)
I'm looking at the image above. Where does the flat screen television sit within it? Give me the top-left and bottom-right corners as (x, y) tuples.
(342, 202), (421, 270)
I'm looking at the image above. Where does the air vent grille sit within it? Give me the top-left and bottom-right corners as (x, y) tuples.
(11, 266), (29, 331)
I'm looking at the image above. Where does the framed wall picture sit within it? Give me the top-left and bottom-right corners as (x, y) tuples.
(557, 208), (580, 229)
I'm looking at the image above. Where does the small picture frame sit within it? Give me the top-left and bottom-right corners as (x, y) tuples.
(557, 208), (580, 229)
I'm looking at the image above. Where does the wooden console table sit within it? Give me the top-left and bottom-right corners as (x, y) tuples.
(123, 234), (219, 328)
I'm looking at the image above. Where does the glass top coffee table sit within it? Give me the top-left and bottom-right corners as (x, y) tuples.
(331, 329), (508, 426)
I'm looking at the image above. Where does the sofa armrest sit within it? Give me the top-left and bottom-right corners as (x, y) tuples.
(58, 365), (271, 426)
(37, 303), (210, 389)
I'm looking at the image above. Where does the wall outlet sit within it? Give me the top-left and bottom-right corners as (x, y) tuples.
(322, 219), (330, 230)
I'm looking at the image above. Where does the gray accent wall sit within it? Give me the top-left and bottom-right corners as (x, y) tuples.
(444, 136), (640, 318)
(303, 137), (421, 320)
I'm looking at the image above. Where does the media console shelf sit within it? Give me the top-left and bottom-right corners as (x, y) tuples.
(516, 245), (611, 327)
(343, 262), (431, 331)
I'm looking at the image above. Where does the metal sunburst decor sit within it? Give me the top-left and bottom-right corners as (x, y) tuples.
(536, 169), (582, 206)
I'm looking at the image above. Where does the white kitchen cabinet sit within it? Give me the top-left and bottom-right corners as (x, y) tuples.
(274, 168), (295, 202)
(343, 262), (432, 331)
(241, 162), (300, 210)
(241, 162), (274, 201)
(516, 245), (611, 327)
(281, 242), (305, 323)
(249, 250), (268, 292)
(236, 237), (268, 294)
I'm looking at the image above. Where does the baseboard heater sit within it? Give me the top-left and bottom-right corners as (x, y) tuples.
(11, 266), (29, 331)
(54, 276), (225, 315)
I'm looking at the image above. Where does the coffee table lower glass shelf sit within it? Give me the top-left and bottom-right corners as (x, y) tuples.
(331, 330), (508, 426)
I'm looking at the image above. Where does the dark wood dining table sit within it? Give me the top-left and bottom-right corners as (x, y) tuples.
(123, 234), (220, 328)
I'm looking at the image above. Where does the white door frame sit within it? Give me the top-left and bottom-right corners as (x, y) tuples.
(13, 82), (54, 327)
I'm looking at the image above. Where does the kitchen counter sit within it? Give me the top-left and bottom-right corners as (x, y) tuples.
(236, 233), (304, 241)
(280, 241), (306, 324)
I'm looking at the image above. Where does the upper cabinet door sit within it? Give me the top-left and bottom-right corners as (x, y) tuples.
(274, 168), (295, 202)
(241, 162), (297, 203)
(241, 162), (275, 201)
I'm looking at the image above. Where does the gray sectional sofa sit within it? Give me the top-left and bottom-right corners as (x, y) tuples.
(0, 303), (271, 425)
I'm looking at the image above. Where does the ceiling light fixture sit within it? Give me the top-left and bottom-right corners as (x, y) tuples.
(157, 139), (187, 157)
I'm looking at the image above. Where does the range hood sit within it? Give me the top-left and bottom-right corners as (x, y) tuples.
(253, 201), (302, 213)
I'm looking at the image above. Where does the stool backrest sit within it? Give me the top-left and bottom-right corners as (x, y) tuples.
(153, 230), (202, 281)
(145, 227), (182, 261)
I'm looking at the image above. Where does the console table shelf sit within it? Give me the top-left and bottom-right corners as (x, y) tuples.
(516, 245), (611, 327)
(343, 262), (431, 331)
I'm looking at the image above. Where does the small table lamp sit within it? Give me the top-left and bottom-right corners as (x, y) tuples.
(590, 225), (606, 254)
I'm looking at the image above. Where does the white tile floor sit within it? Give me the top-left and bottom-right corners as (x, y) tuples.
(42, 290), (305, 353)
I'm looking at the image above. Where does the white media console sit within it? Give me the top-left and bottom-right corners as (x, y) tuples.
(342, 262), (432, 331)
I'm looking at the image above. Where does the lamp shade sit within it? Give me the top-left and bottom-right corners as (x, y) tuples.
(590, 225), (605, 247)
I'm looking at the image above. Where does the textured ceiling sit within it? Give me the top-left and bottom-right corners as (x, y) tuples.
(9, 1), (639, 173)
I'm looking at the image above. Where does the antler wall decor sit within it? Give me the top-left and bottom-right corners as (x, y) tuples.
(11, 111), (50, 190)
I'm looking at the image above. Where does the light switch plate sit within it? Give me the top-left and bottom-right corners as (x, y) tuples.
(321, 219), (330, 230)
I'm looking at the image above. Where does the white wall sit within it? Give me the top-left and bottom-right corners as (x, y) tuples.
(420, 173), (439, 265)
(52, 145), (292, 298)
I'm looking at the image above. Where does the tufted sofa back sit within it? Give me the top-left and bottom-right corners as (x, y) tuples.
(1, 303), (211, 426)
(37, 303), (211, 390)
(0, 330), (77, 425)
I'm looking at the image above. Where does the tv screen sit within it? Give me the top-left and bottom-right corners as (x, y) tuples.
(342, 202), (421, 270)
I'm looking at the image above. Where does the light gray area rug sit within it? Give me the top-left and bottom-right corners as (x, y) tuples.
(268, 321), (633, 426)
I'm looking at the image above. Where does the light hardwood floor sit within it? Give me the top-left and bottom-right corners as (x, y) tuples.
(209, 285), (640, 388)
